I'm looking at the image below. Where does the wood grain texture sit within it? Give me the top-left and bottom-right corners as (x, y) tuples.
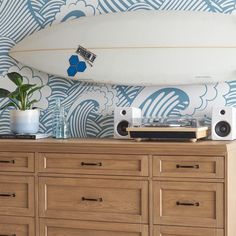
(127, 127), (208, 132)
(35, 152), (40, 236)
(153, 155), (224, 178)
(40, 218), (149, 236)
(0, 138), (236, 236)
(0, 138), (231, 156)
(39, 177), (148, 224)
(0, 175), (35, 217)
(225, 147), (236, 236)
(154, 225), (224, 236)
(153, 181), (224, 228)
(0, 152), (34, 172)
(38, 153), (148, 176)
(0, 216), (34, 236)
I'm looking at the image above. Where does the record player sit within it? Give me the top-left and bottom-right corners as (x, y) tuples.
(126, 117), (209, 142)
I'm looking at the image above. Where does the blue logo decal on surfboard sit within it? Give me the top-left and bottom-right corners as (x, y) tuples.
(67, 55), (87, 77)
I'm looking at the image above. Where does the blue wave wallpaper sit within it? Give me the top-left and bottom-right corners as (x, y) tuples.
(0, 0), (236, 137)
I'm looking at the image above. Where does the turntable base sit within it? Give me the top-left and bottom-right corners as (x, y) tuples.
(127, 126), (209, 142)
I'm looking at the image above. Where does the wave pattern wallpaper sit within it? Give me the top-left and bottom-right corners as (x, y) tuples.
(0, 0), (236, 137)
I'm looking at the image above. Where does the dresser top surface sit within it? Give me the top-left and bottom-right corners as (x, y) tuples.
(0, 138), (234, 156)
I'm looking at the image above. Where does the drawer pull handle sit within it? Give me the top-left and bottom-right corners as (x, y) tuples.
(81, 162), (102, 166)
(0, 193), (16, 197)
(176, 164), (199, 169)
(82, 197), (103, 202)
(0, 234), (16, 236)
(176, 201), (200, 207)
(0, 160), (15, 164)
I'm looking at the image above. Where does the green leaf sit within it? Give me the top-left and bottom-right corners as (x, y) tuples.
(8, 89), (22, 108)
(0, 102), (18, 110)
(3, 73), (41, 110)
(9, 98), (20, 109)
(8, 88), (20, 99)
(0, 88), (11, 98)
(28, 85), (44, 97)
(7, 72), (23, 86)
(20, 84), (36, 93)
(26, 99), (38, 109)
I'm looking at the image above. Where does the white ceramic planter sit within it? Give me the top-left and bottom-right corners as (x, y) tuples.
(10, 109), (40, 134)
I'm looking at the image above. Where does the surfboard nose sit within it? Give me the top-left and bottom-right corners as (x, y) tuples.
(9, 42), (21, 55)
(9, 28), (46, 66)
(9, 31), (47, 73)
(9, 40), (27, 64)
(9, 44), (21, 64)
(10, 33), (37, 53)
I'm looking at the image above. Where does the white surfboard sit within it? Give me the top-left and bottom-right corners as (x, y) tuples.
(9, 10), (236, 85)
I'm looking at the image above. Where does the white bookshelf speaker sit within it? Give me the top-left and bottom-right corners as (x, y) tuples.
(211, 106), (236, 140)
(114, 107), (142, 139)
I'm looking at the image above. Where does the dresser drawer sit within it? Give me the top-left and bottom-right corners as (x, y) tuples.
(39, 177), (148, 223)
(154, 225), (224, 236)
(40, 218), (149, 236)
(0, 152), (34, 172)
(38, 153), (148, 176)
(153, 155), (224, 178)
(153, 181), (224, 228)
(0, 175), (34, 216)
(0, 216), (34, 236)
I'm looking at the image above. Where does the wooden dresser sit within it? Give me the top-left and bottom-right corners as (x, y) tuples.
(0, 138), (235, 236)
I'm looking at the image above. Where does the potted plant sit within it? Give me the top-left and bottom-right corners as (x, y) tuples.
(0, 72), (44, 134)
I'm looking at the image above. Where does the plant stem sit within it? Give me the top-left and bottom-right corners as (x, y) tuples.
(9, 98), (20, 109)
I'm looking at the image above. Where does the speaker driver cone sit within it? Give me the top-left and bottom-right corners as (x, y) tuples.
(117, 120), (129, 136)
(215, 121), (231, 137)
